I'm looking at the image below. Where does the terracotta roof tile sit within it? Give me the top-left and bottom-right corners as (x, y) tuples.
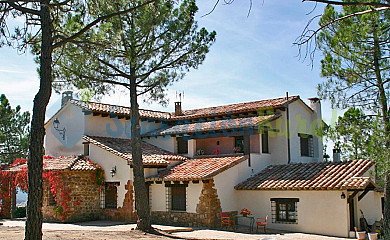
(71, 100), (172, 120)
(144, 114), (280, 137)
(69, 96), (300, 121)
(7, 156), (99, 172)
(146, 155), (247, 181)
(171, 95), (300, 120)
(83, 136), (186, 166)
(235, 159), (377, 191)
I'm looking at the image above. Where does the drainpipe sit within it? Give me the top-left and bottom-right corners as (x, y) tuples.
(286, 92), (291, 164)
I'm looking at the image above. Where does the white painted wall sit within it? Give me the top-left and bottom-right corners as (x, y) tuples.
(143, 135), (175, 153)
(358, 191), (383, 226)
(89, 145), (132, 208)
(149, 182), (203, 213)
(288, 101), (322, 163)
(45, 104), (84, 156)
(236, 190), (350, 237)
(214, 160), (253, 212)
(150, 184), (166, 211)
(187, 183), (203, 213)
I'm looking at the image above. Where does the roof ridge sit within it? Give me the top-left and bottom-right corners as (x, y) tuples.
(70, 99), (171, 114)
(181, 95), (300, 113)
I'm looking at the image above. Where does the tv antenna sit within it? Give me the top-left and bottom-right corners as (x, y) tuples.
(176, 91), (184, 102)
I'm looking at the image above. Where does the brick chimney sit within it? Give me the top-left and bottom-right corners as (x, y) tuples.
(61, 91), (73, 107)
(175, 102), (182, 115)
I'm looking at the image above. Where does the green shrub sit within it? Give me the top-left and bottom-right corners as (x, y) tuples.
(13, 207), (26, 218)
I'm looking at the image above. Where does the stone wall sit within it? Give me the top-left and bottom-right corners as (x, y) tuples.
(151, 179), (226, 228)
(43, 170), (101, 222)
(104, 180), (137, 222)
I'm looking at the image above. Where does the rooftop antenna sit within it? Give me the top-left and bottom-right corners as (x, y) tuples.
(176, 91), (184, 102)
(175, 91), (184, 115)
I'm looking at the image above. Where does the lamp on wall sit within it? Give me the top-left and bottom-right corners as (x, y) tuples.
(341, 192), (346, 199)
(53, 118), (66, 140)
(110, 166), (117, 177)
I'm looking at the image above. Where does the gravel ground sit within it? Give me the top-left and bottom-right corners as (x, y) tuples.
(0, 219), (351, 240)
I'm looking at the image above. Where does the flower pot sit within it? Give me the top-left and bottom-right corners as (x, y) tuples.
(368, 233), (378, 240)
(356, 231), (366, 240)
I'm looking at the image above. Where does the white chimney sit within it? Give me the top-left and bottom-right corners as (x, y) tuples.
(61, 91), (73, 107)
(333, 148), (341, 162)
(308, 97), (323, 162)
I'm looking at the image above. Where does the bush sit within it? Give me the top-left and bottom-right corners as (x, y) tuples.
(13, 207), (26, 218)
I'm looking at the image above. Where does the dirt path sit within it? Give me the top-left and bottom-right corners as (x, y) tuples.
(0, 220), (350, 240)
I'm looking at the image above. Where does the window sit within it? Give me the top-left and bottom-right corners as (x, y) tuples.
(104, 182), (119, 209)
(167, 184), (187, 211)
(234, 136), (244, 153)
(299, 133), (313, 157)
(271, 198), (299, 223)
(83, 143), (89, 156)
(47, 186), (56, 206)
(177, 137), (188, 154)
(261, 128), (269, 153)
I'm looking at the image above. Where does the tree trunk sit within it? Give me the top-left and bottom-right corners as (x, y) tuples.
(373, 26), (390, 239)
(25, 1), (53, 240)
(129, 75), (151, 231)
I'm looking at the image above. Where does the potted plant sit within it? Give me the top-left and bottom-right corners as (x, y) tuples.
(240, 208), (251, 217)
(368, 233), (378, 240)
(213, 148), (220, 155)
(355, 231), (366, 240)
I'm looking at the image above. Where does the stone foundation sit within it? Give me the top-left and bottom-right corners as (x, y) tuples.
(152, 179), (224, 228)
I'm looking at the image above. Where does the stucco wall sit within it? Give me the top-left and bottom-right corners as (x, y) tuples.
(288, 101), (322, 163)
(143, 135), (175, 153)
(236, 190), (349, 237)
(89, 145), (132, 208)
(45, 104), (85, 156)
(149, 182), (202, 213)
(358, 191), (383, 226)
(196, 135), (260, 155)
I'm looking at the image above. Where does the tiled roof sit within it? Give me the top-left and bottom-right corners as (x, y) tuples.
(147, 155), (247, 181)
(66, 96), (300, 121)
(83, 136), (186, 166)
(171, 95), (300, 120)
(7, 156), (99, 172)
(235, 159), (376, 191)
(71, 100), (172, 120)
(144, 114), (280, 137)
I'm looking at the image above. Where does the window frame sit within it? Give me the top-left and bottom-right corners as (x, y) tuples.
(234, 136), (244, 153)
(299, 133), (314, 157)
(271, 198), (299, 224)
(104, 182), (120, 209)
(261, 128), (269, 154)
(166, 184), (187, 212)
(47, 186), (57, 206)
(177, 137), (188, 154)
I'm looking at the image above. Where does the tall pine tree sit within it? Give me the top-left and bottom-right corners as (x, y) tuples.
(52, 0), (216, 230)
(317, 3), (390, 235)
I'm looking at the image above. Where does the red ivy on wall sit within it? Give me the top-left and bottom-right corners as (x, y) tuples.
(0, 156), (104, 221)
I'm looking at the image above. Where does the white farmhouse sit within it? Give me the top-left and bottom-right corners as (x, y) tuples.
(44, 91), (383, 237)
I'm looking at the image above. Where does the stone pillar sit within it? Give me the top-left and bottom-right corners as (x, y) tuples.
(196, 179), (222, 227)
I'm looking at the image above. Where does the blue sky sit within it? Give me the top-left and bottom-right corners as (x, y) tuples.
(0, 1), (337, 127)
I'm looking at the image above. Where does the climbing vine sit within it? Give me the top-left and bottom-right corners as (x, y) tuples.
(0, 156), (104, 221)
